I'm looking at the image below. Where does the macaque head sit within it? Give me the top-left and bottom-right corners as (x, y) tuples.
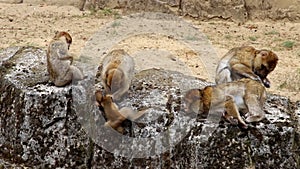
(100, 94), (114, 108)
(54, 31), (72, 49)
(184, 89), (203, 114)
(254, 50), (278, 85)
(106, 69), (123, 93)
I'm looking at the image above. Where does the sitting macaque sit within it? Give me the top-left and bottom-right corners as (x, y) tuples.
(184, 78), (267, 128)
(95, 90), (145, 133)
(47, 31), (84, 87)
(215, 46), (278, 88)
(100, 49), (135, 101)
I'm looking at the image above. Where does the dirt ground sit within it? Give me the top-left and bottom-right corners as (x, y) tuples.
(0, 3), (299, 102)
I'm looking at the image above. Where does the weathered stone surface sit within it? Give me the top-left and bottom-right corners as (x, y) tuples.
(0, 0), (22, 4)
(0, 46), (300, 168)
(3, 0), (300, 22)
(245, 0), (300, 21)
(84, 0), (173, 13)
(181, 0), (248, 23)
(86, 0), (300, 23)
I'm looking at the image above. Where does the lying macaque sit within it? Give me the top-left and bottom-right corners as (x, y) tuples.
(184, 78), (267, 128)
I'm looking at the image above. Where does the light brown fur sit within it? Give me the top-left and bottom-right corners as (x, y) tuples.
(100, 49), (135, 101)
(95, 90), (146, 133)
(184, 78), (267, 128)
(215, 46), (278, 88)
(47, 31), (84, 87)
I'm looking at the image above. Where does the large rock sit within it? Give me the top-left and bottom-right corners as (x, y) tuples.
(0, 0), (22, 3)
(0, 46), (300, 168)
(82, 0), (300, 23)
(245, 0), (300, 21)
(181, 0), (248, 24)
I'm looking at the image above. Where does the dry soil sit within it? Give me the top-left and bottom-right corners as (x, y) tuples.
(0, 3), (299, 101)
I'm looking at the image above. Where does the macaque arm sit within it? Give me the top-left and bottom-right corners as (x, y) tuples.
(59, 55), (73, 64)
(56, 49), (73, 62)
(224, 96), (247, 127)
(231, 64), (261, 82)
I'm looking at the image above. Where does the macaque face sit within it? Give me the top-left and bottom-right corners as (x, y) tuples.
(101, 95), (114, 107)
(254, 50), (278, 79)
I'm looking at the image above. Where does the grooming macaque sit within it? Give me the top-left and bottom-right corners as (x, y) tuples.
(184, 78), (267, 128)
(47, 31), (84, 87)
(215, 46), (278, 88)
(95, 90), (146, 133)
(101, 49), (135, 101)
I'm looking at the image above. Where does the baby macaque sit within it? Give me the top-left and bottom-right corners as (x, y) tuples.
(100, 49), (135, 101)
(95, 90), (145, 133)
(47, 31), (84, 87)
(215, 46), (278, 88)
(184, 78), (267, 128)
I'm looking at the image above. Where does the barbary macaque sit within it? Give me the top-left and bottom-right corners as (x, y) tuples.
(184, 78), (267, 128)
(47, 31), (84, 87)
(215, 46), (278, 88)
(95, 90), (146, 133)
(100, 49), (135, 101)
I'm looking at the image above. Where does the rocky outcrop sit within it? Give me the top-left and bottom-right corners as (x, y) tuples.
(0, 0), (22, 4)
(83, 0), (300, 23)
(180, 0), (248, 23)
(2, 0), (300, 22)
(0, 46), (299, 168)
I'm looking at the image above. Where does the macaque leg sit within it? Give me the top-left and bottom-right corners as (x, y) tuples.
(244, 95), (265, 123)
(224, 96), (247, 128)
(54, 73), (72, 87)
(105, 119), (124, 134)
(70, 65), (84, 80)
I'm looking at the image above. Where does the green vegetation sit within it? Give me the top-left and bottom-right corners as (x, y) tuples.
(101, 8), (120, 18)
(111, 21), (121, 27)
(265, 30), (280, 35)
(185, 35), (199, 41)
(249, 36), (258, 41)
(73, 7), (121, 19)
(224, 35), (232, 40)
(282, 41), (295, 49)
(279, 81), (287, 89)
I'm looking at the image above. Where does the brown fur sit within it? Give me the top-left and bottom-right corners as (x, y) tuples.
(95, 90), (146, 133)
(184, 78), (267, 128)
(101, 49), (134, 101)
(216, 46), (278, 88)
(47, 31), (83, 87)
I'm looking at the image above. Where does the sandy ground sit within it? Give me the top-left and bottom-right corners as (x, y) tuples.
(0, 3), (299, 102)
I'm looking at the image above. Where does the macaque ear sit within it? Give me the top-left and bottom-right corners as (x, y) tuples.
(260, 51), (269, 58)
